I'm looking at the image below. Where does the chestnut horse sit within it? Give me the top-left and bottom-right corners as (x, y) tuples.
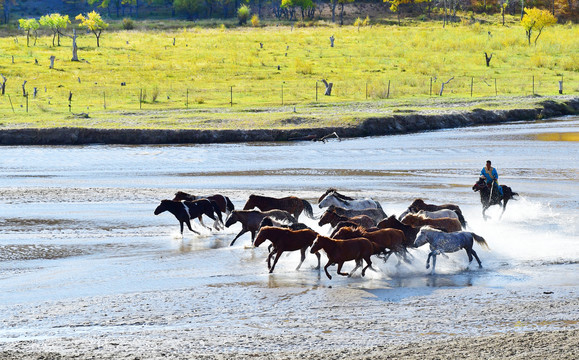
(377, 215), (419, 247)
(332, 226), (408, 264)
(310, 234), (375, 280)
(154, 199), (223, 235)
(318, 209), (376, 229)
(173, 191), (235, 216)
(401, 199), (467, 229)
(243, 194), (314, 220)
(225, 209), (297, 246)
(254, 226), (321, 273)
(401, 214), (462, 233)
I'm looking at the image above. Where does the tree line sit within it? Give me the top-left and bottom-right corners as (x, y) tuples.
(0, 0), (576, 26)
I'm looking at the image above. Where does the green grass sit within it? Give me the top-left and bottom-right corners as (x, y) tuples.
(0, 17), (577, 129)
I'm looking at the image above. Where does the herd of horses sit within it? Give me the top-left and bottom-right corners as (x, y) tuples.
(154, 178), (518, 278)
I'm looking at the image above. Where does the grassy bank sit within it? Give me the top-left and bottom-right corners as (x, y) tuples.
(0, 19), (577, 129)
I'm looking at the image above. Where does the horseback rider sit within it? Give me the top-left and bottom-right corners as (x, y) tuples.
(480, 160), (503, 196)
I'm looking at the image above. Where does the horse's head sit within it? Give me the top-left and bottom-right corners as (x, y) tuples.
(172, 191), (191, 202)
(154, 200), (171, 215)
(472, 176), (487, 192)
(310, 235), (327, 254)
(318, 210), (333, 226)
(224, 211), (238, 227)
(254, 226), (271, 247)
(400, 214), (417, 226)
(413, 227), (430, 248)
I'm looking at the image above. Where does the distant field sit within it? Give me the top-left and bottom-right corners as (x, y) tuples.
(0, 18), (577, 129)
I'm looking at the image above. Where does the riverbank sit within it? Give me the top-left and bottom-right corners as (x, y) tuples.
(1, 96), (578, 145)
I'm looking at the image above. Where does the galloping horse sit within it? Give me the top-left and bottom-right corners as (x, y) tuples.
(332, 226), (408, 264)
(243, 194), (314, 220)
(254, 226), (321, 273)
(327, 205), (387, 225)
(225, 209), (297, 246)
(377, 215), (419, 248)
(472, 176), (518, 220)
(154, 199), (223, 235)
(401, 199), (467, 228)
(311, 234), (375, 280)
(414, 227), (488, 275)
(401, 214), (462, 233)
(173, 191), (235, 217)
(415, 209), (459, 221)
(258, 216), (311, 232)
(318, 189), (383, 211)
(318, 209), (376, 229)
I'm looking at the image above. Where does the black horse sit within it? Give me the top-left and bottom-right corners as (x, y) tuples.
(472, 176), (518, 220)
(154, 199), (223, 235)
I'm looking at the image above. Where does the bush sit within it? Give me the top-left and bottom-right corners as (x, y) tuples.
(251, 14), (260, 27)
(122, 18), (135, 30)
(237, 5), (250, 25)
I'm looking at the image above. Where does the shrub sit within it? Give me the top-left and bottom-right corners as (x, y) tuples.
(122, 17), (135, 30)
(251, 14), (260, 27)
(238, 5), (250, 25)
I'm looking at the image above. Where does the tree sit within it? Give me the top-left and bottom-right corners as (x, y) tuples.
(18, 18), (40, 46)
(521, 7), (557, 45)
(39, 13), (71, 47)
(0, 0), (15, 24)
(337, 0), (354, 25)
(385, 0), (429, 25)
(500, 0), (508, 25)
(173, 0), (203, 19)
(237, 4), (250, 24)
(76, 11), (109, 47)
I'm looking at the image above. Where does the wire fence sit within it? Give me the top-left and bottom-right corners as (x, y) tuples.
(0, 74), (575, 116)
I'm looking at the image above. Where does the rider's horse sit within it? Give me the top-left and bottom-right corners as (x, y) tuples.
(243, 194), (314, 220)
(414, 227), (489, 275)
(472, 176), (518, 220)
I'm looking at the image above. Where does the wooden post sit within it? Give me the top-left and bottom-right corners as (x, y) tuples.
(1, 74), (6, 95)
(439, 77), (454, 96)
(329, 35), (335, 47)
(430, 77), (432, 96)
(186, 89), (189, 109)
(484, 52), (493, 67)
(365, 81), (368, 100)
(68, 91), (72, 112)
(49, 56), (55, 69)
(230, 86), (233, 107)
(8, 95), (15, 113)
(321, 80), (333, 96)
(25, 94), (28, 113)
(387, 80), (390, 99)
(22, 81), (27, 96)
(471, 77), (473, 97)
(140, 89), (142, 109)
(558, 75), (563, 94)
(71, 30), (79, 62)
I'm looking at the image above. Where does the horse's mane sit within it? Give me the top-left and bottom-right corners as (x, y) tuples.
(318, 188), (355, 203)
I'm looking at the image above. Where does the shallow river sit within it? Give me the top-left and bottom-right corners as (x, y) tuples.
(0, 116), (577, 343)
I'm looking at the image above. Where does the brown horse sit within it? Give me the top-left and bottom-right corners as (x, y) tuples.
(377, 215), (419, 247)
(254, 226), (321, 273)
(310, 234), (375, 280)
(243, 194), (314, 220)
(403, 199), (467, 228)
(225, 209), (297, 246)
(332, 226), (408, 263)
(173, 191), (235, 216)
(318, 209), (376, 229)
(327, 205), (387, 224)
(401, 214), (462, 233)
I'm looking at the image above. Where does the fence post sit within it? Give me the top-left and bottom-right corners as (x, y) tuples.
(387, 80), (390, 99)
(26, 94), (28, 113)
(365, 81), (368, 100)
(103, 91), (106, 110)
(8, 94), (15, 113)
(186, 88), (189, 109)
(230, 86), (233, 107)
(559, 75), (563, 94)
(430, 77), (432, 96)
(140, 89), (142, 109)
(68, 91), (72, 112)
(471, 77), (473, 97)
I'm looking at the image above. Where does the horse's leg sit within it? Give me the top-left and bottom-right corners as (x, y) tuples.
(184, 220), (200, 235)
(229, 228), (248, 246)
(197, 215), (212, 231)
(347, 260), (361, 277)
(314, 251), (321, 270)
(426, 251), (433, 269)
(382, 250), (393, 263)
(471, 249), (483, 268)
(499, 198), (509, 220)
(269, 251), (284, 273)
(430, 253), (437, 275)
(324, 262), (333, 280)
(296, 248), (307, 271)
(267, 249), (276, 269)
(362, 256), (376, 276)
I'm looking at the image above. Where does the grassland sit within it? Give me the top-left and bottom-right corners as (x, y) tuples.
(0, 17), (577, 130)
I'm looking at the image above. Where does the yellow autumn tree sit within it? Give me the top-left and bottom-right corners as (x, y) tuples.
(521, 7), (557, 46)
(76, 11), (108, 47)
(385, 0), (429, 25)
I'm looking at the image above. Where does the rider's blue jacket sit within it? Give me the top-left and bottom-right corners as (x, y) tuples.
(481, 166), (498, 184)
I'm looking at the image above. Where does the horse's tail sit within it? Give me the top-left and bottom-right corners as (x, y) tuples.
(210, 200), (223, 223)
(225, 196), (235, 212)
(455, 210), (468, 229)
(471, 233), (489, 250)
(302, 199), (315, 219)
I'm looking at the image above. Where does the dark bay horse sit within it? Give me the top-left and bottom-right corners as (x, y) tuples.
(332, 226), (408, 264)
(310, 234), (375, 280)
(472, 176), (518, 220)
(243, 194), (314, 220)
(414, 227), (488, 275)
(154, 199), (223, 235)
(327, 205), (387, 225)
(402, 198), (467, 228)
(401, 214), (462, 233)
(173, 191), (235, 216)
(225, 209), (297, 246)
(318, 209), (376, 229)
(377, 215), (419, 248)
(254, 226), (321, 273)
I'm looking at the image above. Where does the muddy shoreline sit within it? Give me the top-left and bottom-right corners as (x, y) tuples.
(1, 99), (578, 145)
